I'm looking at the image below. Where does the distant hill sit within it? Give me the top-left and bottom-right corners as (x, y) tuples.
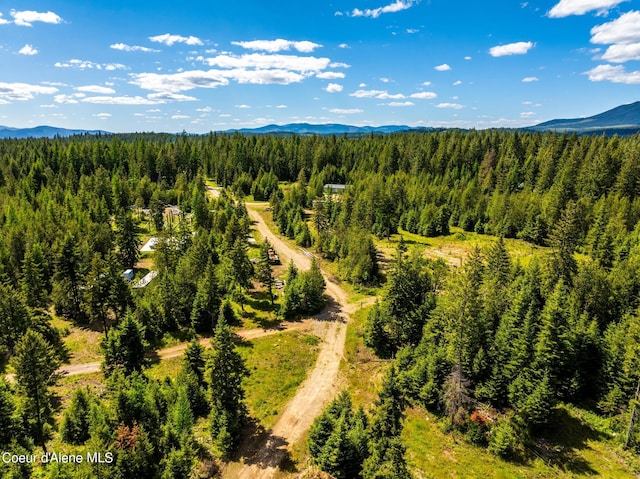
(529, 101), (640, 135)
(228, 123), (422, 135)
(0, 125), (109, 139)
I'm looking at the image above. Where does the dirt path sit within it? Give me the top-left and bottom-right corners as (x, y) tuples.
(54, 320), (316, 378)
(222, 205), (360, 478)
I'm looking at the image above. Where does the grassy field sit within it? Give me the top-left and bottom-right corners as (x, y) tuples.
(238, 331), (320, 429)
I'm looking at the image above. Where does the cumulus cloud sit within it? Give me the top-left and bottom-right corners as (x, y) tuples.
(110, 43), (160, 53)
(316, 71), (346, 79)
(204, 53), (330, 73)
(489, 41), (534, 57)
(329, 108), (363, 114)
(171, 114), (190, 120)
(276, 104), (287, 108)
(584, 63), (640, 83)
(18, 44), (38, 55)
(339, 43), (350, 49)
(94, 113), (111, 119)
(350, 89), (405, 99)
(11, 10), (62, 26)
(235, 104), (251, 109)
(0, 13), (9, 25)
(55, 59), (127, 70)
(149, 33), (203, 46)
(410, 91), (437, 99)
(386, 101), (414, 106)
(76, 85), (116, 94)
(434, 63), (451, 71)
(231, 39), (322, 53)
(131, 70), (230, 92)
(82, 96), (158, 105)
(325, 83), (343, 92)
(0, 82), (57, 101)
(590, 11), (640, 45)
(147, 92), (197, 102)
(547, 0), (626, 18)
(350, 0), (418, 18)
(522, 76), (539, 82)
(453, 80), (463, 85)
(436, 102), (464, 109)
(601, 42), (640, 62)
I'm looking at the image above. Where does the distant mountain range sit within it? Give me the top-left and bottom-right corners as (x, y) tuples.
(529, 101), (640, 135)
(228, 123), (421, 135)
(0, 125), (109, 139)
(1, 102), (639, 139)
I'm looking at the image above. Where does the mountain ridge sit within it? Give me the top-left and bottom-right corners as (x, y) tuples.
(529, 101), (640, 134)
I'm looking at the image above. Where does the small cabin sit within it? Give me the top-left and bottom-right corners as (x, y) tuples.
(323, 184), (346, 194)
(122, 269), (134, 282)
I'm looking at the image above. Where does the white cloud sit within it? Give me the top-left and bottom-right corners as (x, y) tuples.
(386, 101), (414, 107)
(590, 11), (640, 45)
(547, 0), (626, 18)
(316, 71), (346, 79)
(231, 39), (322, 53)
(276, 104), (287, 108)
(406, 28), (419, 34)
(76, 85), (116, 94)
(520, 112), (536, 118)
(205, 53), (330, 73)
(235, 104), (251, 109)
(196, 106), (212, 112)
(436, 102), (464, 109)
(325, 83), (343, 93)
(54, 94), (78, 104)
(55, 59), (127, 70)
(110, 43), (160, 53)
(522, 76), (539, 82)
(147, 92), (197, 102)
(0, 13), (9, 25)
(453, 80), (463, 85)
(464, 56), (472, 60)
(171, 114), (190, 120)
(149, 33), (203, 46)
(410, 91), (437, 99)
(329, 108), (363, 114)
(11, 10), (62, 26)
(339, 43), (350, 49)
(0, 82), (57, 101)
(131, 70), (229, 92)
(329, 62), (351, 68)
(350, 0), (418, 18)
(489, 41), (534, 57)
(380, 77), (391, 83)
(18, 44), (38, 55)
(82, 96), (159, 105)
(349, 89), (405, 99)
(422, 81), (432, 86)
(94, 113), (112, 119)
(435, 63), (451, 71)
(600, 42), (640, 62)
(584, 63), (640, 83)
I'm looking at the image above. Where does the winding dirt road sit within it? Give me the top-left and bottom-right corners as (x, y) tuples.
(221, 205), (361, 479)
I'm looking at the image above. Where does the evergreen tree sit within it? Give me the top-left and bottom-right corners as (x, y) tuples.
(60, 387), (93, 445)
(11, 330), (61, 448)
(256, 240), (276, 305)
(103, 315), (147, 376)
(208, 318), (249, 456)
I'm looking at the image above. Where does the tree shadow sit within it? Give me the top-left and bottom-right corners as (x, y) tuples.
(231, 418), (297, 474)
(528, 408), (607, 475)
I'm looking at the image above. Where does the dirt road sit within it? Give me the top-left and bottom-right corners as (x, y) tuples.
(222, 205), (358, 478)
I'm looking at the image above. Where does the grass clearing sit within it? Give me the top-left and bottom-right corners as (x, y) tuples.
(239, 330), (320, 429)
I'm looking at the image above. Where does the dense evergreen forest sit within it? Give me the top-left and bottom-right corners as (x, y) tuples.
(0, 129), (639, 478)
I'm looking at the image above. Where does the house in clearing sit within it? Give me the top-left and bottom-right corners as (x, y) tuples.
(323, 184), (346, 194)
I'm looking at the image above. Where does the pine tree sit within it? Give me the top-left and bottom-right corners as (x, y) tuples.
(103, 315), (147, 376)
(256, 240), (276, 305)
(208, 318), (249, 456)
(60, 387), (93, 445)
(11, 330), (62, 449)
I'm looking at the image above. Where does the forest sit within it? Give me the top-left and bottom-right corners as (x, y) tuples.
(0, 129), (639, 478)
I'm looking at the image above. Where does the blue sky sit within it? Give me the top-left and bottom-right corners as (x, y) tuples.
(0, 0), (639, 132)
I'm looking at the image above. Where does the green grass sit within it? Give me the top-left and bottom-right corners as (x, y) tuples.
(402, 404), (640, 479)
(375, 226), (548, 268)
(238, 331), (320, 429)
